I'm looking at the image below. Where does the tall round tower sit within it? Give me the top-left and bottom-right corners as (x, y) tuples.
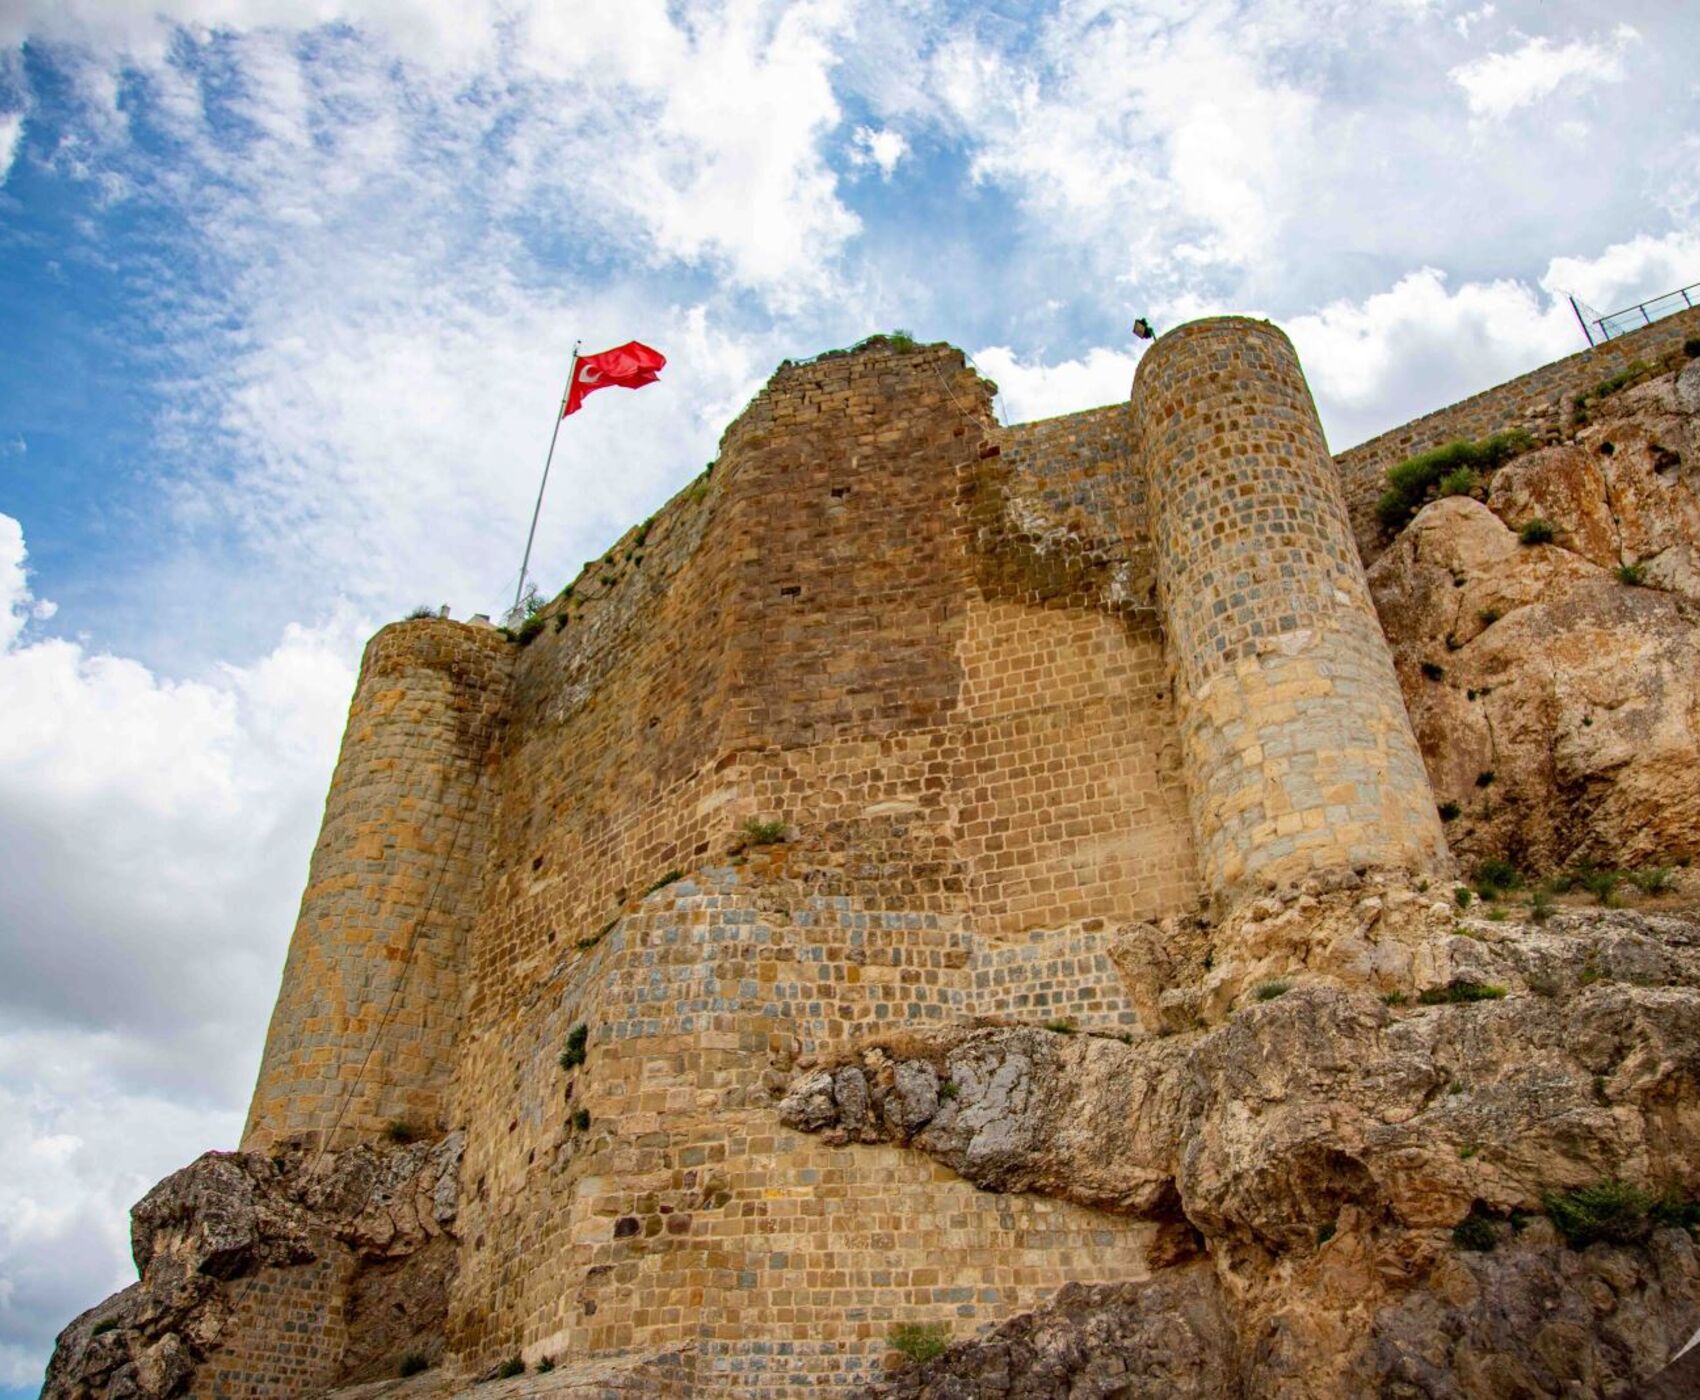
(1132, 317), (1446, 899)
(243, 619), (513, 1151)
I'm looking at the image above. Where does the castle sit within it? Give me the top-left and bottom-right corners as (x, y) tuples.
(185, 307), (1700, 1394)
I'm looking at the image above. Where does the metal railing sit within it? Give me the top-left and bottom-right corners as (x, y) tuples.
(1571, 283), (1699, 346)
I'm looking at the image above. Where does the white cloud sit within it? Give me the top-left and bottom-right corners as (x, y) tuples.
(0, 512), (361, 1383)
(1450, 24), (1638, 120)
(848, 123), (907, 179)
(981, 227), (1700, 452)
(972, 342), (1140, 424)
(0, 111), (20, 186)
(926, 2), (1326, 287)
(1542, 229), (1700, 317)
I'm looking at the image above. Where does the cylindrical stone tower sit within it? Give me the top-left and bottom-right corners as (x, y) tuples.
(243, 619), (513, 1151)
(1132, 317), (1446, 899)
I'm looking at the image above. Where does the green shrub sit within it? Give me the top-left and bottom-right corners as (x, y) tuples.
(1377, 430), (1533, 531)
(739, 818), (788, 848)
(939, 1079), (960, 1101)
(1519, 519), (1555, 546)
(1043, 1019), (1078, 1034)
(889, 1322), (949, 1364)
(1650, 1190), (1700, 1232)
(558, 1023), (589, 1071)
(1454, 886), (1472, 909)
(398, 1353), (430, 1377)
(1569, 864), (1624, 907)
(1418, 981), (1506, 1005)
(405, 604), (437, 620)
(1381, 990), (1408, 1006)
(535, 1357), (555, 1374)
(90, 1319), (119, 1337)
(572, 1107), (590, 1132)
(1630, 866), (1675, 895)
(1317, 1219), (1337, 1245)
(1616, 562), (1648, 586)
(1543, 1180), (1657, 1247)
(1585, 359), (1654, 404)
(1475, 771), (1495, 788)
(1253, 980), (1292, 1002)
(383, 1119), (423, 1144)
(496, 1356), (526, 1380)
(1477, 607), (1501, 626)
(1438, 801), (1461, 822)
(1438, 467), (1478, 498)
(886, 329), (919, 351)
(1420, 661), (1445, 681)
(1452, 1206), (1498, 1252)
(1473, 858), (1521, 895)
(1529, 888), (1556, 923)
(505, 613), (546, 647)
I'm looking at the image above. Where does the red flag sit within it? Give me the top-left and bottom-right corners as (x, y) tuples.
(563, 341), (666, 417)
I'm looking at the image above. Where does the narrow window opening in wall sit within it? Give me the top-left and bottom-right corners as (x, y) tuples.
(532, 855), (544, 872)
(647, 716), (660, 729)
(780, 585), (802, 597)
(831, 485), (851, 498)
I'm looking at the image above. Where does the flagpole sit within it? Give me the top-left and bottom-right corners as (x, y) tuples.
(512, 341), (580, 621)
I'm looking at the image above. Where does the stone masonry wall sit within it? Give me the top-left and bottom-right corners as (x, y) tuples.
(1133, 317), (1447, 896)
(244, 620), (513, 1151)
(434, 341), (1191, 1389)
(445, 866), (1156, 1394)
(189, 1256), (354, 1400)
(1336, 302), (1700, 563)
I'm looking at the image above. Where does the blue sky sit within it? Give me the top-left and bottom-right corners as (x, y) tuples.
(1, 0), (1698, 1390)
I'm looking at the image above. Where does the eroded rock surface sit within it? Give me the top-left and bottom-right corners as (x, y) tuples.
(785, 897), (1700, 1396)
(45, 1134), (462, 1400)
(1370, 362), (1700, 872)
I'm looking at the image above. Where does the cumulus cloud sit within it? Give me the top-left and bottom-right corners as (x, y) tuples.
(971, 343), (1141, 424)
(0, 513), (360, 1385)
(848, 123), (907, 180)
(1450, 24), (1638, 120)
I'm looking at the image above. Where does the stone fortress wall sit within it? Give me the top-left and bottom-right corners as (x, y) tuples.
(231, 307), (1698, 1391)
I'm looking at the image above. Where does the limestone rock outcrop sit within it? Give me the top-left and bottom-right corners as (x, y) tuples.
(1370, 361), (1700, 873)
(45, 1135), (462, 1400)
(785, 893), (1700, 1396)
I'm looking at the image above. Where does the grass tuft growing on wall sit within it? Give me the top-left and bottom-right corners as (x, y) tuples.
(889, 1322), (949, 1364)
(1377, 430), (1533, 532)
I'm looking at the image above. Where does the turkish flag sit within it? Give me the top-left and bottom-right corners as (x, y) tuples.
(563, 341), (667, 417)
